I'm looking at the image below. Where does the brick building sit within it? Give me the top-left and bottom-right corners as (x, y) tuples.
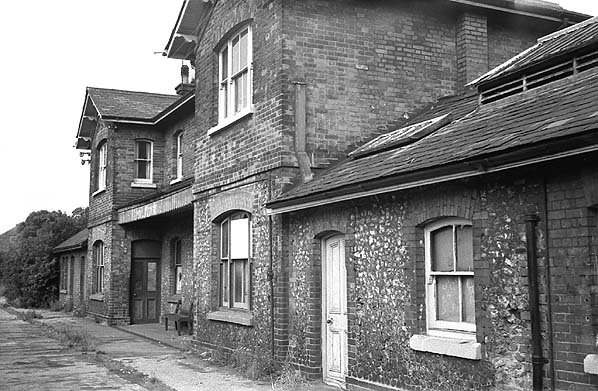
(70, 0), (594, 389)
(54, 228), (88, 311)
(75, 79), (197, 323)
(268, 16), (598, 391)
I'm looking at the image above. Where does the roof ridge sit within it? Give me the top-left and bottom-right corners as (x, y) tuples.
(87, 86), (178, 98)
(539, 15), (598, 43)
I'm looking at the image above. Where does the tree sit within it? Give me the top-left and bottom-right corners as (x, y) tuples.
(0, 208), (88, 307)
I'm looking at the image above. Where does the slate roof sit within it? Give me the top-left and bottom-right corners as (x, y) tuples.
(87, 88), (180, 121)
(54, 229), (88, 253)
(473, 16), (598, 86)
(269, 67), (598, 210)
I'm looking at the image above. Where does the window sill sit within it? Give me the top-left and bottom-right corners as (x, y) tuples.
(584, 354), (598, 374)
(92, 188), (106, 197)
(207, 106), (254, 136)
(409, 334), (481, 360)
(207, 309), (254, 326)
(169, 178), (183, 185)
(59, 289), (68, 294)
(90, 293), (105, 302)
(131, 182), (157, 189)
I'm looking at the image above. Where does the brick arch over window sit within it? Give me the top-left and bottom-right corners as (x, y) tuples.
(403, 187), (486, 341)
(209, 190), (253, 219)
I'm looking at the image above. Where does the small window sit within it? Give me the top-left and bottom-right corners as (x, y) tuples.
(218, 25), (252, 124)
(219, 212), (251, 309)
(176, 133), (183, 180)
(60, 256), (68, 292)
(134, 140), (153, 183)
(172, 239), (183, 295)
(93, 241), (105, 294)
(97, 141), (107, 191)
(425, 219), (475, 339)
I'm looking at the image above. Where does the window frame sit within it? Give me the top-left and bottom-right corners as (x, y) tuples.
(218, 212), (251, 310)
(217, 24), (253, 128)
(134, 139), (154, 184)
(175, 132), (183, 180)
(97, 141), (107, 191)
(93, 241), (105, 294)
(59, 256), (68, 292)
(172, 238), (183, 295)
(424, 218), (476, 340)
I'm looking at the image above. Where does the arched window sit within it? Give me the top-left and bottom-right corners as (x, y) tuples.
(134, 140), (153, 183)
(92, 241), (105, 294)
(59, 256), (68, 292)
(218, 24), (252, 125)
(425, 218), (475, 339)
(219, 212), (251, 309)
(97, 141), (107, 191)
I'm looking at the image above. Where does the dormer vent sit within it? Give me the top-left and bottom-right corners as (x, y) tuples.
(479, 48), (598, 104)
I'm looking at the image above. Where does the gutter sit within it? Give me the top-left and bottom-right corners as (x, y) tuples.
(267, 142), (598, 215)
(448, 0), (585, 23)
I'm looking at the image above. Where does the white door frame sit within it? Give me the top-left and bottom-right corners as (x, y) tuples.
(322, 234), (347, 389)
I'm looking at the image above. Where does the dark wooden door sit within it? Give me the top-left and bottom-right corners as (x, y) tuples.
(130, 241), (161, 324)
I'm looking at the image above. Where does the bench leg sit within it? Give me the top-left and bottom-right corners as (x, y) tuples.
(164, 318), (169, 331)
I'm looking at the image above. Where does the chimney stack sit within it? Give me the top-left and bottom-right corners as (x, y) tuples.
(175, 63), (194, 95)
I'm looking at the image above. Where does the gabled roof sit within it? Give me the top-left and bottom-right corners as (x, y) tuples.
(53, 229), (88, 253)
(86, 88), (180, 121)
(75, 87), (194, 150)
(268, 67), (598, 213)
(164, 0), (213, 60)
(473, 16), (598, 87)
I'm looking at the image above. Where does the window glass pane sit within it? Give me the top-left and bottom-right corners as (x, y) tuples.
(232, 35), (240, 74)
(431, 226), (453, 272)
(230, 215), (249, 259)
(175, 265), (183, 294)
(456, 225), (473, 271)
(147, 262), (157, 292)
(221, 83), (228, 118)
(175, 240), (182, 266)
(233, 259), (245, 303)
(221, 220), (229, 259)
(137, 142), (149, 159)
(240, 30), (248, 69)
(137, 161), (149, 179)
(221, 47), (228, 80)
(436, 276), (459, 322)
(221, 262), (229, 305)
(462, 276), (475, 323)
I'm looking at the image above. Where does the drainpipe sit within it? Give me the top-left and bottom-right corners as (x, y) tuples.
(525, 213), (544, 391)
(293, 81), (314, 183)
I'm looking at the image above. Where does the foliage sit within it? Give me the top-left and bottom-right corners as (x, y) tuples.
(0, 208), (88, 307)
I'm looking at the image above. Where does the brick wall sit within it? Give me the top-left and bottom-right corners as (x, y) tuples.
(284, 156), (598, 390)
(58, 248), (86, 311)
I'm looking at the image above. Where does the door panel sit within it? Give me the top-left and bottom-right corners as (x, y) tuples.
(130, 257), (160, 324)
(324, 235), (347, 387)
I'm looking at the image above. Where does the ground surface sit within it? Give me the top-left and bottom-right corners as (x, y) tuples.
(0, 307), (147, 390)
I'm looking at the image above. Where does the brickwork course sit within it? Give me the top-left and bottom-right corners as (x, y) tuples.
(68, 1), (596, 390)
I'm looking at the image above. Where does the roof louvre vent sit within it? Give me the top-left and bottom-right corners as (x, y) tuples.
(480, 47), (598, 104)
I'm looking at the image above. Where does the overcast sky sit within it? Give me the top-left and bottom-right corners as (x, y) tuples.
(0, 1), (596, 234)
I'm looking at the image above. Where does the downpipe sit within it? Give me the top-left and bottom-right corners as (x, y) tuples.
(525, 213), (544, 391)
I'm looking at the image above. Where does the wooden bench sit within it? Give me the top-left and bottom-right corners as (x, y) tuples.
(163, 300), (194, 336)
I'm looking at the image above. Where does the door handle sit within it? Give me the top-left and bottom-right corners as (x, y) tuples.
(133, 293), (137, 297)
(326, 318), (333, 324)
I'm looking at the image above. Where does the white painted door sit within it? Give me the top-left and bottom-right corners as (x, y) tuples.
(323, 235), (347, 388)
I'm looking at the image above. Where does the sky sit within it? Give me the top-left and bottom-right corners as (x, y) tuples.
(0, 1), (597, 234)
